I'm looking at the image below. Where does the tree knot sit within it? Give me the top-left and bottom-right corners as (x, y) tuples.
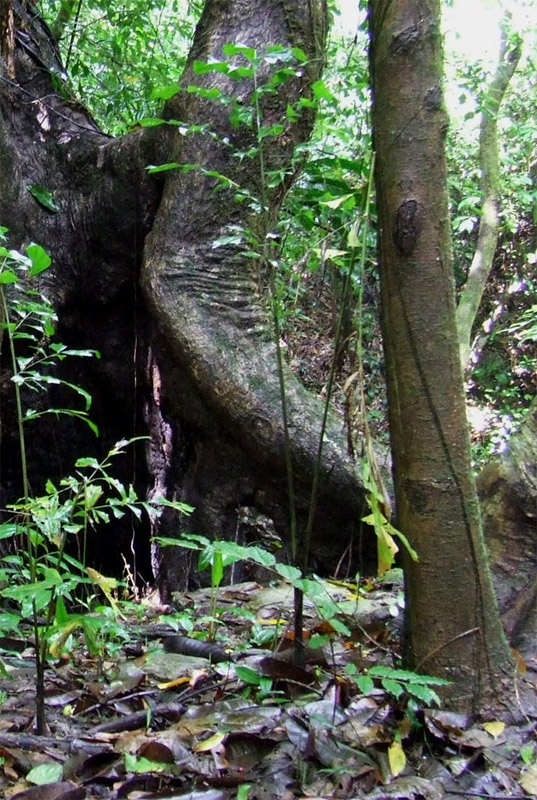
(394, 199), (420, 256)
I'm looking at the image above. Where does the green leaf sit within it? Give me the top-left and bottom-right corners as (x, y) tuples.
(235, 665), (261, 685)
(406, 684), (442, 705)
(146, 162), (181, 173)
(325, 617), (351, 636)
(54, 595), (69, 626)
(186, 85), (223, 99)
(312, 80), (335, 102)
(214, 541), (276, 567)
(381, 678), (405, 698)
(193, 59), (229, 75)
(150, 85), (180, 100)
(222, 43), (257, 61)
(26, 763), (63, 785)
(211, 550), (224, 588)
(291, 46), (308, 62)
(0, 269), (17, 284)
(228, 66), (255, 79)
(136, 117), (166, 127)
(275, 563), (302, 583)
(27, 243), (51, 276)
(320, 193), (355, 209)
(124, 753), (170, 774)
(356, 675), (375, 694)
(0, 524), (18, 541)
(27, 184), (60, 213)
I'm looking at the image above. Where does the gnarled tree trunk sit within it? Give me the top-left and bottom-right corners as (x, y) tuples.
(0, 0), (373, 595)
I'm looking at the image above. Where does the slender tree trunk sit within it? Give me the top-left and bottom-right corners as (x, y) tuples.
(456, 22), (522, 367)
(368, 0), (513, 712)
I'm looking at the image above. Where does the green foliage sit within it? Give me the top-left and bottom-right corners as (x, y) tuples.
(361, 460), (418, 575)
(345, 663), (450, 708)
(40, 0), (202, 135)
(446, 39), (537, 454)
(0, 231), (98, 435)
(0, 232), (192, 730)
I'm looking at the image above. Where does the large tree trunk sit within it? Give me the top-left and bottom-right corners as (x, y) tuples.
(368, 0), (513, 712)
(0, 0), (373, 595)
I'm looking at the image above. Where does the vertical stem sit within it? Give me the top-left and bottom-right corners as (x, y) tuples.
(1, 285), (46, 733)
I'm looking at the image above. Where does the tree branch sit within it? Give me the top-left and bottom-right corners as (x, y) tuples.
(456, 21), (522, 368)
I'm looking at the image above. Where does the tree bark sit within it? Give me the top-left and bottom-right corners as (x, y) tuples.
(0, 1), (373, 594)
(456, 23), (521, 368)
(479, 400), (537, 657)
(368, 0), (513, 712)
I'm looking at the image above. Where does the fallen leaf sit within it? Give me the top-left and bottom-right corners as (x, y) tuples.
(483, 720), (505, 739)
(194, 732), (226, 753)
(520, 765), (537, 796)
(12, 782), (85, 800)
(388, 739), (406, 778)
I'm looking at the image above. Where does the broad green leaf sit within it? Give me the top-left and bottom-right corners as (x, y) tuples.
(223, 43), (256, 61)
(235, 666), (261, 685)
(237, 783), (252, 800)
(0, 523), (18, 540)
(0, 612), (21, 631)
(325, 617), (351, 636)
(215, 541), (276, 567)
(381, 678), (405, 698)
(312, 80), (335, 102)
(320, 193), (355, 209)
(27, 184), (59, 212)
(150, 85), (180, 100)
(74, 456), (100, 468)
(186, 85), (222, 99)
(193, 59), (229, 75)
(291, 46), (308, 62)
(356, 675), (375, 694)
(406, 684), (442, 705)
(124, 753), (170, 774)
(0, 269), (17, 284)
(228, 66), (255, 79)
(27, 243), (51, 276)
(26, 763), (63, 785)
(275, 563), (302, 583)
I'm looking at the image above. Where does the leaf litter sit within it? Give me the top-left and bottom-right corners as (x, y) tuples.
(0, 573), (536, 800)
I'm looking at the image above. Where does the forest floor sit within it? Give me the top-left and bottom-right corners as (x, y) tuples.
(0, 573), (536, 800)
